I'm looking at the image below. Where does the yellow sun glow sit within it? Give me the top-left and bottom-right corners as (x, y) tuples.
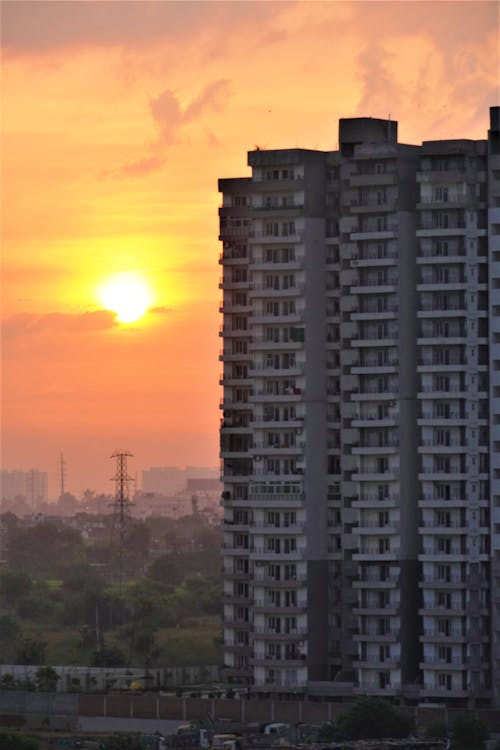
(98, 274), (153, 323)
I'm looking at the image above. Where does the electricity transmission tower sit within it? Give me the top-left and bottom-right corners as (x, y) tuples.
(110, 450), (133, 583)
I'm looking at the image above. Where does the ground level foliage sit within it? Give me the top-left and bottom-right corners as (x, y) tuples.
(0, 512), (222, 668)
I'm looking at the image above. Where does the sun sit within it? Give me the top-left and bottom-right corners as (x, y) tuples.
(98, 273), (153, 323)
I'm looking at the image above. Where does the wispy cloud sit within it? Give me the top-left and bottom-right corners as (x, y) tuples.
(3, 310), (118, 339)
(148, 306), (172, 316)
(104, 77), (232, 179)
(150, 78), (231, 144)
(101, 153), (166, 180)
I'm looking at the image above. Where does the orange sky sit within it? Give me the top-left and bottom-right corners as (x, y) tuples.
(1, 0), (498, 496)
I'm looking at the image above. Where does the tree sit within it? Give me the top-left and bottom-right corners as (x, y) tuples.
(0, 733), (39, 750)
(146, 554), (182, 587)
(0, 614), (21, 641)
(0, 569), (32, 604)
(317, 723), (337, 742)
(451, 716), (489, 750)
(16, 593), (54, 619)
(15, 637), (46, 665)
(91, 645), (127, 667)
(34, 665), (60, 692)
(425, 719), (448, 738)
(98, 734), (145, 750)
(0, 674), (18, 690)
(335, 697), (414, 740)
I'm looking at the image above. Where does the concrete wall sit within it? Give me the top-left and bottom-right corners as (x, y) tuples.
(2, 691), (500, 733)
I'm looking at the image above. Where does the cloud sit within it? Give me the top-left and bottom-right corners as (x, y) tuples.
(106, 77), (232, 178)
(101, 153), (166, 180)
(348, 1), (498, 140)
(2, 310), (117, 339)
(150, 78), (232, 144)
(1, 1), (289, 58)
(148, 306), (172, 316)
(149, 88), (183, 144)
(183, 79), (232, 122)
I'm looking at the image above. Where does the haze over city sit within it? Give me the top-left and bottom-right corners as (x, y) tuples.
(1, 0), (498, 495)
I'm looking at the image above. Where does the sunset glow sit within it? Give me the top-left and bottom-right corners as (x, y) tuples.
(1, 0), (497, 493)
(98, 274), (153, 324)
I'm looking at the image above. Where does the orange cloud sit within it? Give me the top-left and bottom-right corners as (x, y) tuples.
(2, 310), (118, 339)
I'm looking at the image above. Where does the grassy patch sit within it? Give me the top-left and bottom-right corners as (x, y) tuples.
(156, 616), (222, 665)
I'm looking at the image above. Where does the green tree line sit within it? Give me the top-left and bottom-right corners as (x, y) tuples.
(0, 512), (222, 668)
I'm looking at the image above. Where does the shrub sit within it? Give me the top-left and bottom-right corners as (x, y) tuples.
(451, 716), (489, 750)
(335, 697), (414, 740)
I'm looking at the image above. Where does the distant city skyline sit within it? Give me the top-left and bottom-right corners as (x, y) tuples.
(1, 2), (497, 495)
(1, 461), (219, 501)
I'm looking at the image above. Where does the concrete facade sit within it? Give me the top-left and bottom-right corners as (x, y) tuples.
(218, 108), (500, 707)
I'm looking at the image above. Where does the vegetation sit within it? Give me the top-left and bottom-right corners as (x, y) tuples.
(98, 734), (146, 750)
(451, 716), (489, 750)
(333, 697), (414, 740)
(0, 512), (222, 668)
(425, 719), (448, 738)
(0, 733), (39, 750)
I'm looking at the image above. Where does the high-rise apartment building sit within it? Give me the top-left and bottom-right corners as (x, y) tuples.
(0, 468), (48, 507)
(218, 107), (500, 707)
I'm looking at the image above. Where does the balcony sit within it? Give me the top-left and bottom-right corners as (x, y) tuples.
(353, 656), (400, 667)
(354, 547), (400, 561)
(247, 491), (304, 506)
(351, 224), (399, 241)
(351, 337), (399, 348)
(253, 626), (307, 638)
(351, 284), (398, 295)
(417, 168), (466, 183)
(251, 203), (304, 215)
(249, 282), (305, 297)
(419, 575), (465, 587)
(249, 389), (304, 403)
(349, 172), (398, 187)
(353, 575), (400, 588)
(252, 655), (306, 667)
(253, 572), (307, 585)
(351, 471), (398, 482)
(253, 599), (307, 614)
(249, 230), (304, 243)
(251, 312), (305, 325)
(250, 520), (305, 533)
(354, 629), (400, 642)
(249, 364), (305, 378)
(222, 594), (252, 606)
(419, 549), (469, 563)
(353, 604), (400, 616)
(355, 521), (400, 534)
(352, 445), (399, 456)
(349, 197), (398, 213)
(352, 496), (399, 508)
(419, 605), (466, 617)
(250, 547), (306, 561)
(251, 257), (305, 271)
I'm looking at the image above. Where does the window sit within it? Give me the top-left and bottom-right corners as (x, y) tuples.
(437, 591), (452, 609)
(436, 375), (450, 391)
(438, 673), (452, 690)
(437, 537), (452, 554)
(435, 187), (449, 202)
(378, 538), (390, 553)
(437, 564), (451, 582)
(437, 618), (450, 636)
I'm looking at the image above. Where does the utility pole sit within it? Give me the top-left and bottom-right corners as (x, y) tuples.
(59, 453), (66, 499)
(110, 450), (133, 584)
